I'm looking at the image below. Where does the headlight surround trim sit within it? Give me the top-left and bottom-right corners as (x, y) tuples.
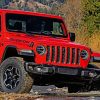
(36, 45), (46, 55)
(80, 50), (89, 60)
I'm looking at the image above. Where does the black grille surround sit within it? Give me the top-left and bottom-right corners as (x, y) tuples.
(46, 46), (80, 65)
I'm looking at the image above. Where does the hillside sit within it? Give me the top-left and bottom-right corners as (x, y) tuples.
(0, 0), (64, 13)
(59, 0), (100, 52)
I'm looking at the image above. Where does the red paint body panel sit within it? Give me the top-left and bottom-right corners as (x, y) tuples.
(91, 52), (100, 57)
(0, 9), (99, 69)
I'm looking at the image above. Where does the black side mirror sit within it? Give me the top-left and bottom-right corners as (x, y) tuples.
(69, 32), (75, 42)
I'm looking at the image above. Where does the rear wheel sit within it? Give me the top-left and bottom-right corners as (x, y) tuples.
(0, 57), (33, 93)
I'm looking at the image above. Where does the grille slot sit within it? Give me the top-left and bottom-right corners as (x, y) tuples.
(56, 46), (60, 63)
(72, 48), (75, 64)
(62, 47), (66, 63)
(46, 46), (50, 62)
(51, 46), (55, 62)
(46, 46), (80, 65)
(66, 47), (70, 64)
(76, 49), (80, 64)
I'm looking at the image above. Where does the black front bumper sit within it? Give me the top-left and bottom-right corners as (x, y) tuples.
(92, 57), (100, 63)
(25, 62), (97, 78)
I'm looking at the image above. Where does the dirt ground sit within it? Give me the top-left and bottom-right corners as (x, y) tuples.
(0, 93), (42, 100)
(1, 90), (100, 100)
(0, 86), (68, 100)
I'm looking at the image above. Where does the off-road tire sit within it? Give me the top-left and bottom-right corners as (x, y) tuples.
(0, 57), (33, 93)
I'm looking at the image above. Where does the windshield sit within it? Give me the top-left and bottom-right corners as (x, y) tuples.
(6, 13), (66, 37)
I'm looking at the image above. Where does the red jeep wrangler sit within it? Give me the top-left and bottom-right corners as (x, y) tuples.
(0, 9), (100, 93)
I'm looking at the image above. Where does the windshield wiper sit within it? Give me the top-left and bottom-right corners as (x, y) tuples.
(26, 31), (41, 35)
(8, 29), (40, 35)
(8, 29), (26, 33)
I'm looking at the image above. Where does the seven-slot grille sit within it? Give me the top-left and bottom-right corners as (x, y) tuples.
(46, 46), (80, 65)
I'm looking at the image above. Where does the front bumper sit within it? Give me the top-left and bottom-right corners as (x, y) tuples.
(24, 62), (97, 78)
(91, 57), (100, 63)
(91, 52), (100, 63)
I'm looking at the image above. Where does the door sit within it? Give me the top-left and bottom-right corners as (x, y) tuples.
(0, 13), (5, 62)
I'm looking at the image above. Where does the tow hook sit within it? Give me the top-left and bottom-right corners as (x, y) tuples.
(81, 70), (97, 78)
(89, 72), (97, 78)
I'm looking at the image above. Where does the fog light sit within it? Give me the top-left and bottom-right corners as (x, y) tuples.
(35, 67), (42, 72)
(34, 67), (54, 73)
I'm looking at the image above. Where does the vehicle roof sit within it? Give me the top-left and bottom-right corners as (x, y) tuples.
(0, 9), (63, 20)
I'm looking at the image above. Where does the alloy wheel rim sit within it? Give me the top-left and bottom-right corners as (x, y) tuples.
(3, 65), (20, 90)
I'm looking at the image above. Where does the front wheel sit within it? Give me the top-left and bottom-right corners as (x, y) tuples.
(0, 57), (33, 93)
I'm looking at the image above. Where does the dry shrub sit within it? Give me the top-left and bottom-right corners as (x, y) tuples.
(76, 25), (100, 51)
(89, 32), (100, 52)
(59, 0), (100, 52)
(59, 0), (82, 32)
(76, 26), (89, 45)
(76, 30), (100, 52)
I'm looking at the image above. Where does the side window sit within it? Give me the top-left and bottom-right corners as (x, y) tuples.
(0, 16), (1, 32)
(8, 19), (26, 31)
(52, 22), (64, 36)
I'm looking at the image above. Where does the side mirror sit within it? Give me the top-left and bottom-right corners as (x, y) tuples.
(69, 32), (75, 42)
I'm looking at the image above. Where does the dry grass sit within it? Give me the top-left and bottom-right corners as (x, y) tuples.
(59, 0), (82, 31)
(89, 32), (100, 52)
(0, 92), (42, 100)
(59, 0), (100, 52)
(76, 31), (100, 52)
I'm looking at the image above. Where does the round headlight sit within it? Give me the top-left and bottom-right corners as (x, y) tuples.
(36, 45), (46, 55)
(81, 50), (89, 60)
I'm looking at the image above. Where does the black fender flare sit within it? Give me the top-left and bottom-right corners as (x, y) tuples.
(2, 45), (18, 62)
